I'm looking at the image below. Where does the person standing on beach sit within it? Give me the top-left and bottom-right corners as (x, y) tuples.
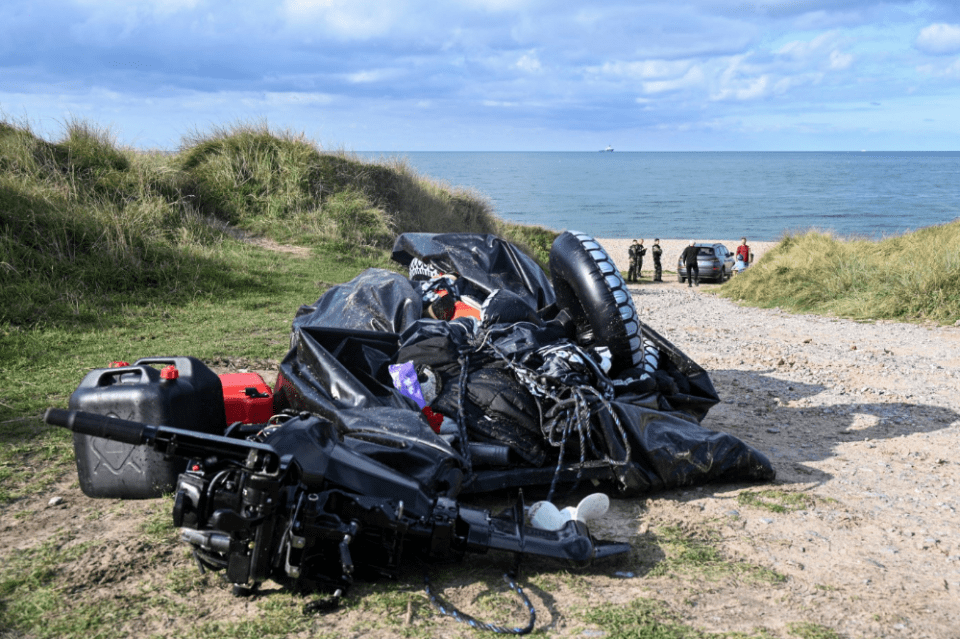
(628, 239), (645, 282)
(736, 237), (751, 267)
(681, 241), (700, 287)
(651, 239), (663, 282)
(636, 239), (646, 279)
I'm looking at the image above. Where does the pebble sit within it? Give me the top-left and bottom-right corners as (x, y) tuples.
(48, 496), (64, 507)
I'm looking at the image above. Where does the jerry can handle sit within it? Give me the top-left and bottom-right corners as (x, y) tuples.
(93, 365), (151, 387)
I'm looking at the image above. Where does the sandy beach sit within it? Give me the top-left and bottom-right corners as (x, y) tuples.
(596, 237), (777, 276)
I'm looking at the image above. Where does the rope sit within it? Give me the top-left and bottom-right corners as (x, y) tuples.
(476, 332), (636, 496)
(424, 571), (536, 635)
(456, 345), (474, 475)
(451, 323), (635, 496)
(302, 588), (343, 615)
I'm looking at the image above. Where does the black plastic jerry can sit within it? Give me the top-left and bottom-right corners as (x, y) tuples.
(134, 356), (227, 435)
(68, 363), (204, 499)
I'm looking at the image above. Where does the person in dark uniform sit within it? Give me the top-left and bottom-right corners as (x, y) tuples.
(635, 239), (646, 279)
(627, 240), (640, 282)
(628, 239), (646, 282)
(651, 239), (663, 282)
(680, 241), (700, 287)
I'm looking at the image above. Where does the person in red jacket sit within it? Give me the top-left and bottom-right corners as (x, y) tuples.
(736, 237), (751, 267)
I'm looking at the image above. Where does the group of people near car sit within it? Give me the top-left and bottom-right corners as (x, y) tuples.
(628, 237), (751, 287)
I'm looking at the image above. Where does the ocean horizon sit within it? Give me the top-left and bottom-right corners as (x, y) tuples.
(358, 151), (960, 242)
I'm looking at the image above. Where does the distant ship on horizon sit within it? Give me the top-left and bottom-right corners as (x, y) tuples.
(600, 145), (614, 152)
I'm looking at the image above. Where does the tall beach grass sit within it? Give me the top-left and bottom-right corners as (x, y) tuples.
(720, 224), (960, 323)
(0, 118), (552, 329)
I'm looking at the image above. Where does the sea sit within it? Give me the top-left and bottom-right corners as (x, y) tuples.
(357, 151), (960, 242)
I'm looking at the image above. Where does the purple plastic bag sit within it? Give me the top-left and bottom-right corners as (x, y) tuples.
(389, 361), (426, 409)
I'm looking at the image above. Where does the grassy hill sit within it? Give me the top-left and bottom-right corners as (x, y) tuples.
(0, 119), (553, 330)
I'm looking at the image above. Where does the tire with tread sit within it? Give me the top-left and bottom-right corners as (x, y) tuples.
(549, 231), (644, 374)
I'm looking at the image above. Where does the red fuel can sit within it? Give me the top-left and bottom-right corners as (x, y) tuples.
(220, 372), (274, 424)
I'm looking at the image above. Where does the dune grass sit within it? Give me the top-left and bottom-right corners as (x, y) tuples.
(0, 118), (551, 330)
(720, 224), (960, 324)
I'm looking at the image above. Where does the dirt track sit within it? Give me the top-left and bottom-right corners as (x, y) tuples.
(613, 276), (960, 638)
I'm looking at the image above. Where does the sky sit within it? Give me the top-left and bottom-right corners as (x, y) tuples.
(2, 0), (960, 151)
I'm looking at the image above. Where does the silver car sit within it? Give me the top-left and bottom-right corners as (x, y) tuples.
(677, 243), (735, 283)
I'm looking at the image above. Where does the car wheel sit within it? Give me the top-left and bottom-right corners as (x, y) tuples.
(719, 266), (726, 282)
(678, 274), (685, 283)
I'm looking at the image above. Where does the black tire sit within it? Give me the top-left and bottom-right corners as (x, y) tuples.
(549, 231), (643, 374)
(719, 266), (726, 282)
(678, 274), (685, 283)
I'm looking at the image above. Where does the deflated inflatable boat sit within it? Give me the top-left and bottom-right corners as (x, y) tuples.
(275, 230), (775, 497)
(45, 230), (775, 630)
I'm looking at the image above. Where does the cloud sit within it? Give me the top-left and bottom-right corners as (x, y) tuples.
(515, 52), (542, 73)
(642, 66), (707, 94)
(594, 60), (694, 80)
(282, 0), (403, 39)
(917, 58), (960, 78)
(915, 23), (960, 55)
(711, 74), (770, 101)
(346, 69), (398, 84)
(829, 49), (853, 70)
(4, 0), (960, 150)
(776, 31), (845, 63)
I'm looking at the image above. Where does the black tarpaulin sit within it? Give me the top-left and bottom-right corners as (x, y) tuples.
(391, 233), (556, 312)
(292, 268), (422, 337)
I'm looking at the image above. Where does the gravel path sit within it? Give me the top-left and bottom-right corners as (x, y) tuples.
(610, 272), (960, 638)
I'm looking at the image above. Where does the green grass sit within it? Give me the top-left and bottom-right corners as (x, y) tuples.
(0, 241), (381, 504)
(719, 226), (960, 324)
(0, 533), (100, 637)
(736, 489), (817, 514)
(579, 597), (777, 639)
(786, 622), (842, 639)
(192, 594), (319, 639)
(644, 525), (786, 585)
